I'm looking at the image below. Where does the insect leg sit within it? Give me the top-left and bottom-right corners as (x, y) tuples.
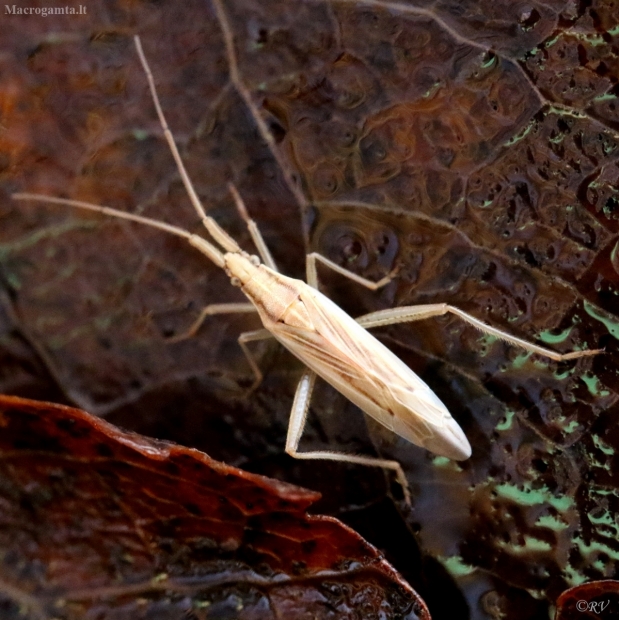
(238, 328), (274, 390)
(167, 303), (257, 343)
(228, 184), (278, 271)
(356, 304), (602, 361)
(306, 252), (396, 290)
(286, 370), (412, 504)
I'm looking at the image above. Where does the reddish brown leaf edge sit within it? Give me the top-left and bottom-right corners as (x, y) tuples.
(0, 394), (429, 620)
(555, 580), (619, 620)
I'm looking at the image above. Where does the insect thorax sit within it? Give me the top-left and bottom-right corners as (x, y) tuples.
(225, 254), (305, 327)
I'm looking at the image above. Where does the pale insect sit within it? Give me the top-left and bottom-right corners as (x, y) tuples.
(14, 36), (601, 503)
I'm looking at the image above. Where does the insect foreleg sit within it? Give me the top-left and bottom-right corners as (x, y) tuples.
(306, 252), (396, 290)
(356, 304), (602, 361)
(168, 303), (257, 343)
(285, 370), (412, 504)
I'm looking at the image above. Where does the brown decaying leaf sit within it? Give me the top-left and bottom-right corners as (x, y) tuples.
(0, 1), (619, 619)
(0, 394), (429, 619)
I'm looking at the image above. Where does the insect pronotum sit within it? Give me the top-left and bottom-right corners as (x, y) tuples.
(13, 35), (601, 504)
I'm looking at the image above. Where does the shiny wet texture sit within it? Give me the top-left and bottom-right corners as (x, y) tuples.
(1, 2), (618, 619)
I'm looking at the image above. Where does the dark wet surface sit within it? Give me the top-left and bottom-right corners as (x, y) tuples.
(1, 1), (619, 618)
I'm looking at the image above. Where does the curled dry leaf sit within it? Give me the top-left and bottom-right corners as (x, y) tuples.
(0, 394), (429, 619)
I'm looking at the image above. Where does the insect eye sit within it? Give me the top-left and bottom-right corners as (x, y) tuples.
(230, 276), (241, 287)
(250, 254), (260, 266)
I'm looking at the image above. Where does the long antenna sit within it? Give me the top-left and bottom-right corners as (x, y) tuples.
(133, 35), (241, 255)
(12, 193), (191, 239)
(11, 193), (226, 268)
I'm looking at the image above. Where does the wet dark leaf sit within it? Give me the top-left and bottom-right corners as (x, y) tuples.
(0, 1), (618, 618)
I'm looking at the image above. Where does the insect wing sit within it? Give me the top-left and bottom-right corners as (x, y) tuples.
(270, 283), (470, 458)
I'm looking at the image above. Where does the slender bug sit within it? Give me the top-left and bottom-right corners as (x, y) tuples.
(13, 36), (601, 503)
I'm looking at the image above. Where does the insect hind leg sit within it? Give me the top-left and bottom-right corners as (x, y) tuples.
(355, 303), (602, 361)
(285, 370), (412, 504)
